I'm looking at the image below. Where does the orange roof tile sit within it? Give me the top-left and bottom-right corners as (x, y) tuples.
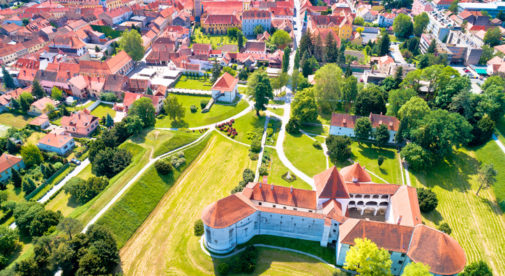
(314, 166), (350, 199)
(38, 133), (73, 148)
(202, 194), (257, 228)
(340, 163), (372, 183)
(0, 153), (22, 173)
(408, 225), (466, 275)
(211, 72), (238, 92)
(248, 182), (317, 209)
(346, 183), (400, 195)
(390, 185), (422, 226)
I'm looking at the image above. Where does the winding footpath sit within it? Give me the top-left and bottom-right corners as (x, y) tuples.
(38, 159), (90, 203)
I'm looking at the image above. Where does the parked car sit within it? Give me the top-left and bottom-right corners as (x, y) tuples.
(71, 158), (81, 165)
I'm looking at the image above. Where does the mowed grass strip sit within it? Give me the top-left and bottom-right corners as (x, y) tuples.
(152, 131), (201, 157)
(95, 134), (212, 248)
(233, 111), (267, 144)
(283, 132), (326, 177)
(345, 143), (402, 184)
(90, 103), (116, 118)
(410, 145), (505, 273)
(0, 113), (33, 128)
(155, 94), (249, 128)
(264, 148), (312, 190)
(174, 76), (213, 90)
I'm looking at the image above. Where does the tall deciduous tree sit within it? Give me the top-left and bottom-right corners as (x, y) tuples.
(342, 76), (358, 112)
(314, 64), (343, 114)
(387, 88), (416, 116)
(2, 66), (15, 89)
(291, 88), (317, 122)
(326, 135), (352, 163)
(377, 30), (391, 56)
(163, 95), (185, 122)
(354, 117), (372, 141)
(248, 70), (273, 116)
(20, 144), (43, 167)
(393, 13), (413, 39)
(270, 30), (291, 49)
(282, 46), (291, 73)
(354, 85), (387, 116)
(374, 124), (390, 147)
(344, 238), (392, 275)
(31, 79), (44, 98)
(476, 163), (497, 196)
(403, 262), (431, 276)
(57, 218), (82, 240)
(413, 12), (430, 37)
(484, 27), (502, 47)
(129, 97), (156, 128)
(118, 29), (144, 61)
(460, 261), (493, 276)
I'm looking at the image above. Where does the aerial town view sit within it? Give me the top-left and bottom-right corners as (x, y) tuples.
(0, 0), (505, 274)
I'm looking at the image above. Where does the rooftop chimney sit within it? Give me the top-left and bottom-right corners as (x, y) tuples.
(290, 186), (293, 193)
(270, 184), (274, 191)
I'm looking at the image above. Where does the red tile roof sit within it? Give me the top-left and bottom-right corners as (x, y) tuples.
(340, 219), (414, 253)
(203, 14), (240, 25)
(0, 153), (23, 173)
(202, 194), (257, 228)
(330, 113), (357, 129)
(211, 72), (238, 92)
(243, 9), (271, 19)
(340, 162), (371, 183)
(38, 133), (73, 148)
(314, 166), (350, 199)
(369, 113), (400, 131)
(31, 97), (57, 112)
(60, 110), (99, 136)
(346, 183), (400, 195)
(29, 114), (49, 126)
(408, 225), (466, 275)
(248, 182), (317, 209)
(390, 185), (422, 227)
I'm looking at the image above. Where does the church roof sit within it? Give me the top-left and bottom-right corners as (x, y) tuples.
(314, 166), (350, 199)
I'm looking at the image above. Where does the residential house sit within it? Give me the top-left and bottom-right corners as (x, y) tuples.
(307, 15), (353, 40)
(242, 9), (272, 37)
(98, 6), (133, 25)
(79, 50), (134, 77)
(61, 110), (99, 137)
(49, 34), (86, 56)
(411, 0), (434, 16)
(378, 12), (396, 27)
(29, 97), (58, 116)
(329, 112), (400, 143)
(244, 41), (266, 54)
(0, 88), (26, 112)
(0, 153), (24, 183)
(28, 114), (50, 129)
(211, 72), (238, 103)
(487, 56), (505, 75)
(192, 43), (212, 56)
(37, 133), (75, 155)
(115, 92), (163, 113)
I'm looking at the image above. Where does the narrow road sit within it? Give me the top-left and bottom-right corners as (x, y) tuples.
(82, 129), (213, 233)
(254, 116), (270, 182)
(38, 159), (90, 203)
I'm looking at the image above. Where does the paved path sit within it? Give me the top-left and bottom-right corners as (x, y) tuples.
(38, 159), (90, 203)
(254, 117), (270, 182)
(300, 129), (329, 169)
(82, 129), (213, 232)
(167, 88), (212, 95)
(493, 134), (505, 153)
(398, 154), (405, 186)
(272, 105), (315, 188)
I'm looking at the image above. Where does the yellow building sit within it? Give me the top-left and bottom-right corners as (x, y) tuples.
(201, 14), (241, 35)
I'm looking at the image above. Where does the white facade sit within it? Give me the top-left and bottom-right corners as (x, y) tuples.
(243, 18), (272, 36)
(212, 86), (237, 103)
(329, 125), (397, 144)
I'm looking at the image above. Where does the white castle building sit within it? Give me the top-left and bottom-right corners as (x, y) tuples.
(202, 163), (466, 276)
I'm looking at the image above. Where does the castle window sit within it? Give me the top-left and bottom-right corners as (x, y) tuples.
(293, 208), (297, 211)
(398, 260), (403, 265)
(229, 229), (234, 240)
(206, 229), (212, 242)
(273, 205), (276, 208)
(258, 202), (262, 205)
(283, 206), (287, 209)
(333, 230), (336, 233)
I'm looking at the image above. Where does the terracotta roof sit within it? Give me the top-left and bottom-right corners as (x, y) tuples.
(390, 185), (422, 227)
(61, 110), (98, 136)
(330, 113), (358, 129)
(244, 41), (266, 53)
(29, 114), (49, 126)
(106, 51), (132, 74)
(192, 43), (212, 53)
(314, 166), (350, 199)
(340, 219), (414, 253)
(257, 205), (325, 219)
(322, 199), (346, 223)
(202, 194), (257, 228)
(31, 97), (57, 112)
(408, 225), (466, 275)
(38, 132), (73, 148)
(211, 72), (238, 92)
(346, 183), (400, 195)
(248, 182), (317, 209)
(203, 14), (240, 25)
(340, 163), (372, 183)
(0, 153), (23, 173)
(243, 9), (271, 19)
(370, 113), (400, 131)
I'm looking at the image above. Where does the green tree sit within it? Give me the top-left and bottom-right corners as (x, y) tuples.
(253, 25), (264, 35)
(374, 124), (390, 147)
(11, 167), (22, 188)
(402, 262), (431, 276)
(427, 39), (436, 54)
(211, 61), (221, 83)
(460, 261), (493, 276)
(393, 14), (413, 39)
(253, 81), (273, 116)
(20, 144), (43, 167)
(31, 79), (44, 98)
(15, 258), (39, 275)
(326, 135), (352, 163)
(387, 88), (416, 116)
(325, 32), (338, 62)
(484, 27), (502, 47)
(57, 218), (82, 240)
(353, 16), (365, 26)
(118, 29), (144, 61)
(0, 225), (19, 256)
(282, 46), (291, 73)
(354, 117), (372, 141)
(342, 76), (358, 112)
(413, 12), (429, 37)
(479, 45), (495, 65)
(2, 66), (15, 89)
(400, 143), (432, 171)
(51, 87), (63, 100)
(237, 30), (244, 49)
(437, 222), (452, 235)
(354, 85), (387, 116)
(299, 31), (313, 56)
(129, 97), (156, 128)
(163, 95), (185, 122)
(476, 163), (497, 196)
(417, 187), (438, 212)
(92, 148), (132, 178)
(291, 88), (317, 122)
(448, 0), (459, 13)
(294, 49), (301, 69)
(397, 96), (430, 137)
(377, 30), (391, 56)
(344, 238), (392, 275)
(314, 63), (343, 113)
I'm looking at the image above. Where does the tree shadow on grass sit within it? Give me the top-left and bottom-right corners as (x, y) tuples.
(357, 144), (395, 160)
(478, 196), (505, 216)
(415, 150), (478, 193)
(128, 127), (151, 145)
(421, 209), (444, 225)
(171, 120), (189, 129)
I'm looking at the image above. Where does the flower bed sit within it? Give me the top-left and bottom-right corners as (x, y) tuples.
(216, 119), (237, 138)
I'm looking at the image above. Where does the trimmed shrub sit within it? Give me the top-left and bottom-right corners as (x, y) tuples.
(312, 141), (322, 149)
(250, 138), (262, 153)
(248, 152), (258, 160)
(259, 165), (268, 176)
(286, 118), (300, 134)
(155, 159), (173, 175)
(200, 99), (209, 109)
(417, 188), (438, 213)
(190, 105), (198, 113)
(194, 219), (204, 236)
(438, 222), (452, 235)
(500, 200), (505, 212)
(378, 156), (385, 167)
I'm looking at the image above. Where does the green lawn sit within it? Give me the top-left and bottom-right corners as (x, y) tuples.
(409, 144), (505, 274)
(265, 117), (281, 146)
(263, 148), (312, 190)
(283, 132), (327, 177)
(174, 76), (213, 90)
(90, 103), (116, 119)
(96, 134), (211, 248)
(155, 94), (249, 128)
(0, 113), (33, 128)
(267, 107), (284, 117)
(192, 28), (242, 50)
(232, 111), (267, 144)
(118, 134), (336, 276)
(25, 131), (45, 145)
(300, 123), (329, 136)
